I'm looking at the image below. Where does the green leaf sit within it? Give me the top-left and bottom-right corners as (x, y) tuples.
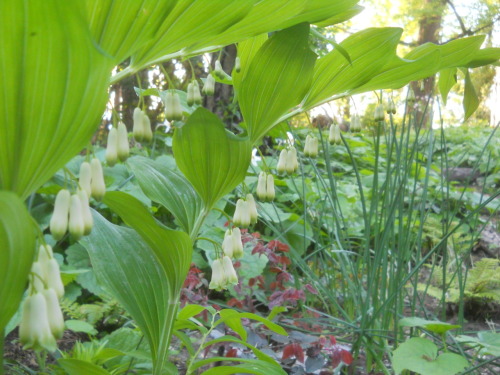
(127, 156), (204, 235)
(81, 209), (190, 375)
(303, 27), (402, 109)
(463, 70), (479, 122)
(392, 338), (468, 375)
(233, 33), (268, 90)
(0, 191), (35, 331)
(193, 357), (285, 375)
(58, 359), (111, 375)
(103, 191), (192, 293)
(131, 0), (255, 68)
(65, 320), (98, 336)
(465, 47), (500, 68)
(173, 108), (251, 209)
(214, 311), (287, 337)
(0, 2), (112, 199)
(439, 68), (457, 105)
(219, 310), (247, 341)
(399, 317), (461, 334)
(177, 304), (208, 321)
(237, 23), (316, 143)
(85, 0), (177, 64)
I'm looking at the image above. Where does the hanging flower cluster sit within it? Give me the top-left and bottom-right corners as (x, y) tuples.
(277, 146), (298, 174)
(329, 124), (342, 145)
(133, 107), (153, 143)
(106, 122), (130, 165)
(256, 171), (275, 202)
(19, 244), (65, 352)
(303, 134), (319, 158)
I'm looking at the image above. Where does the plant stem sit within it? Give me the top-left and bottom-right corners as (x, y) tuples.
(0, 329), (4, 375)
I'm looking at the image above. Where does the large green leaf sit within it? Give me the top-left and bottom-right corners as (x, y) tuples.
(0, 191), (35, 331)
(0, 1), (112, 199)
(465, 47), (500, 68)
(114, 0), (361, 79)
(127, 156), (204, 235)
(392, 338), (468, 375)
(82, 208), (191, 375)
(103, 191), (192, 293)
(85, 0), (177, 64)
(173, 108), (252, 209)
(237, 23), (316, 143)
(131, 0), (256, 68)
(303, 27), (402, 109)
(233, 34), (268, 91)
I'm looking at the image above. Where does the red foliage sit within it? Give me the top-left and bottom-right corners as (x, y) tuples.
(282, 343), (305, 363)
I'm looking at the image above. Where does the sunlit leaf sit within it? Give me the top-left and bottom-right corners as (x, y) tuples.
(85, 0), (177, 63)
(0, 192), (35, 331)
(303, 27), (402, 109)
(237, 23), (316, 143)
(127, 156), (204, 235)
(0, 1), (112, 199)
(173, 108), (252, 208)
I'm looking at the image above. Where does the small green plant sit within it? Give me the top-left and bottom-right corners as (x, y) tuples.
(393, 317), (468, 375)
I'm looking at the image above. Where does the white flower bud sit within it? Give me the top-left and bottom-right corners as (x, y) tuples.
(256, 172), (267, 201)
(266, 174), (275, 201)
(246, 193), (258, 224)
(192, 80), (202, 105)
(231, 227), (244, 259)
(329, 124), (342, 145)
(235, 57), (241, 73)
(350, 115), (362, 132)
(285, 147), (298, 174)
(50, 189), (70, 240)
(90, 158), (106, 201)
(78, 162), (92, 198)
(374, 104), (385, 122)
(19, 292), (57, 352)
(117, 122), (129, 162)
(187, 82), (195, 107)
(214, 60), (224, 79)
(222, 229), (234, 258)
(31, 261), (45, 293)
(387, 99), (396, 115)
(105, 127), (118, 166)
(44, 258), (65, 299)
(69, 194), (84, 240)
(77, 189), (93, 235)
(277, 149), (287, 174)
(202, 74), (215, 96)
(42, 288), (65, 339)
(133, 107), (145, 142)
(142, 112), (153, 143)
(233, 199), (250, 228)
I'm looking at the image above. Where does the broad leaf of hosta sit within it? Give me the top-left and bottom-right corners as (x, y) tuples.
(82, 208), (191, 375)
(127, 0), (361, 72)
(127, 156), (204, 236)
(0, 1), (112, 199)
(0, 191), (35, 331)
(173, 108), (252, 209)
(85, 0), (177, 64)
(237, 23), (316, 144)
(303, 27), (402, 109)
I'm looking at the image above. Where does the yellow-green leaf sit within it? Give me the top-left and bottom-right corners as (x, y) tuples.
(0, 191), (35, 331)
(173, 108), (252, 209)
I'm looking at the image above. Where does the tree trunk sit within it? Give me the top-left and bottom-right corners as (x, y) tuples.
(410, 0), (447, 128)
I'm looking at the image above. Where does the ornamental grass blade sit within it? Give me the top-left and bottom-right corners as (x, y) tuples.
(81, 208), (191, 375)
(237, 23), (316, 144)
(85, 0), (177, 64)
(303, 27), (402, 109)
(0, 1), (112, 199)
(0, 192), (35, 331)
(127, 156), (204, 235)
(172, 108), (252, 209)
